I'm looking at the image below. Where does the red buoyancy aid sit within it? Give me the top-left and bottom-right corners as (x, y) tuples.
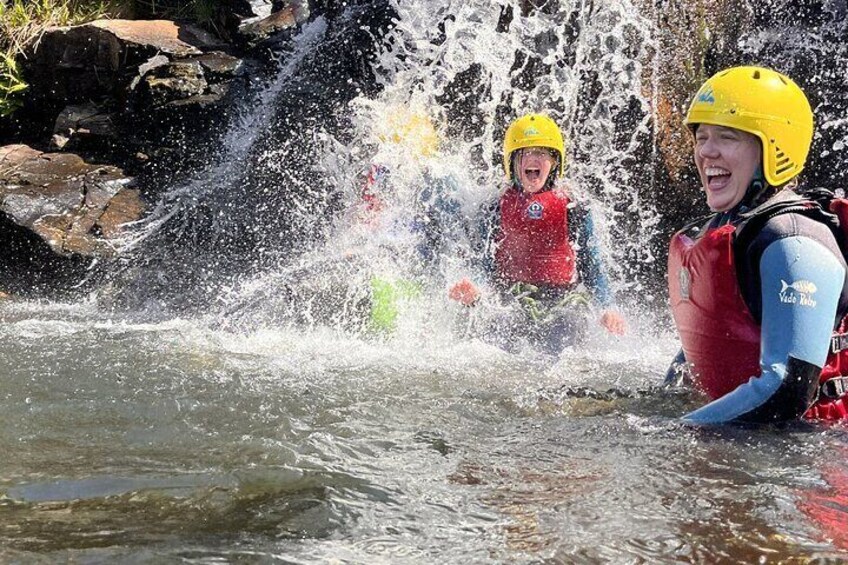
(495, 188), (576, 286)
(668, 199), (848, 421)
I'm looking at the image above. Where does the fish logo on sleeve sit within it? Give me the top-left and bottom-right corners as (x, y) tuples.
(779, 279), (818, 308)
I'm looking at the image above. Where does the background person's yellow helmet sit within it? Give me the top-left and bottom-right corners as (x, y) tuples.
(380, 111), (439, 158)
(685, 65), (814, 187)
(503, 113), (565, 178)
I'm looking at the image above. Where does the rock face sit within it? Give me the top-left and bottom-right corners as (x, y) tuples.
(17, 18), (246, 165)
(24, 20), (203, 105)
(0, 144), (142, 258)
(0, 2), (315, 299)
(237, 1), (310, 45)
(644, 0), (752, 182)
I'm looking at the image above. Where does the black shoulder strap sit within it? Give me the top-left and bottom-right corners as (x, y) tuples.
(677, 214), (715, 239)
(732, 187), (848, 280)
(735, 191), (832, 248)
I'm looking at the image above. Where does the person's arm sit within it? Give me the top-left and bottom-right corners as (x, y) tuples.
(684, 235), (845, 424)
(414, 174), (465, 263)
(448, 199), (499, 306)
(572, 203), (626, 334)
(572, 204), (613, 308)
(474, 199), (500, 277)
(664, 348), (687, 385)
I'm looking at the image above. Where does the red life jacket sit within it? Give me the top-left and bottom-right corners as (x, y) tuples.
(495, 188), (576, 286)
(361, 164), (388, 213)
(668, 196), (848, 421)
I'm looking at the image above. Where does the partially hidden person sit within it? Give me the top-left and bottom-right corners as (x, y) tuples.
(449, 113), (627, 354)
(667, 65), (848, 424)
(353, 109), (466, 333)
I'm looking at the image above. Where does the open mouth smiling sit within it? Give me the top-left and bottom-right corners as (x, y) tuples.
(524, 167), (542, 181)
(705, 165), (731, 189)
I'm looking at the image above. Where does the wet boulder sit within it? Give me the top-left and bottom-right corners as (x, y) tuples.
(51, 103), (119, 152)
(140, 60), (208, 107)
(237, 1), (310, 46)
(0, 144), (143, 258)
(133, 53), (242, 110)
(18, 19), (245, 168)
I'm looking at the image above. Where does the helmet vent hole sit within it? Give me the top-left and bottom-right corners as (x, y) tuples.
(779, 76), (788, 85)
(753, 70), (761, 79)
(774, 146), (793, 174)
(774, 145), (794, 175)
(776, 163), (794, 175)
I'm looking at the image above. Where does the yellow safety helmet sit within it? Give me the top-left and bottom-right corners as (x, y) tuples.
(503, 113), (565, 178)
(685, 65), (814, 187)
(380, 111), (439, 158)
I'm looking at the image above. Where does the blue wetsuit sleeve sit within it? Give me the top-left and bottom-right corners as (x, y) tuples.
(684, 236), (845, 424)
(574, 206), (613, 308)
(470, 200), (499, 279)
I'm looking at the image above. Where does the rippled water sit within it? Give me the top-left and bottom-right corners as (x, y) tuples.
(0, 301), (845, 563)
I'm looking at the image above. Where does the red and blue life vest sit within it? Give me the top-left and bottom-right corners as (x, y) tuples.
(495, 188), (576, 286)
(668, 197), (848, 421)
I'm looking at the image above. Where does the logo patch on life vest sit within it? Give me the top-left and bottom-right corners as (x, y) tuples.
(678, 267), (691, 301)
(527, 202), (544, 220)
(779, 279), (818, 308)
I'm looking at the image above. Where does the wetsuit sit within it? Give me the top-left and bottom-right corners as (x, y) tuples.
(668, 189), (848, 424)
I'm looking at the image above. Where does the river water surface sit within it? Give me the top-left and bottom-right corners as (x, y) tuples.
(0, 301), (846, 563)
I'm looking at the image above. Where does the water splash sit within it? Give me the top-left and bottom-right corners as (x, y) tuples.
(214, 0), (667, 344)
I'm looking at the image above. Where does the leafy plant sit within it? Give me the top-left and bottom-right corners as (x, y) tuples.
(0, 52), (26, 116)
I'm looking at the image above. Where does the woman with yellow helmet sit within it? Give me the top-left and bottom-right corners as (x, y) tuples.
(667, 65), (848, 423)
(449, 113), (627, 353)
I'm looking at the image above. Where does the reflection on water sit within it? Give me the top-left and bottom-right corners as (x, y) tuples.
(0, 302), (845, 562)
(797, 449), (848, 554)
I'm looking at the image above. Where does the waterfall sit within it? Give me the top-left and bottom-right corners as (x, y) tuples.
(105, 0), (848, 332)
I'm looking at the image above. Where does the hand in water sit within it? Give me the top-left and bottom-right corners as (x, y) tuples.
(600, 310), (627, 335)
(449, 278), (480, 306)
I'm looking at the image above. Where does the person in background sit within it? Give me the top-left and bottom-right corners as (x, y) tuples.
(449, 113), (626, 353)
(667, 65), (848, 424)
(352, 109), (466, 332)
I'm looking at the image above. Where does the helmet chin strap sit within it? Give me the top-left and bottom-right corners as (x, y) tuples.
(740, 165), (773, 209)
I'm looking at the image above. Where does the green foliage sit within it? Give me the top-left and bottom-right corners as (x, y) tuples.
(133, 0), (228, 36)
(0, 52), (26, 117)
